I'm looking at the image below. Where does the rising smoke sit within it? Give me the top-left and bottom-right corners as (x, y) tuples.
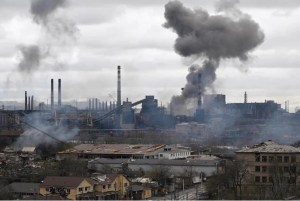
(165, 0), (264, 115)
(17, 0), (77, 74)
(17, 45), (41, 73)
(13, 111), (79, 150)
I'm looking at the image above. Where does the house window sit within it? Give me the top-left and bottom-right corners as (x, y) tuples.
(255, 176), (260, 183)
(79, 187), (83, 192)
(159, 154), (163, 157)
(103, 185), (106, 189)
(46, 188), (50, 192)
(277, 156), (282, 162)
(262, 176), (267, 183)
(108, 184), (111, 189)
(284, 166), (289, 172)
(255, 153), (260, 162)
(262, 156), (267, 162)
(291, 156), (296, 163)
(85, 187), (89, 191)
(269, 156), (274, 162)
(284, 156), (289, 163)
(255, 166), (260, 172)
(262, 166), (267, 172)
(124, 183), (128, 187)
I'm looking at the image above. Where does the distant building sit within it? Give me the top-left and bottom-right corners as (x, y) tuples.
(158, 145), (191, 160)
(56, 144), (191, 160)
(226, 100), (282, 119)
(88, 158), (224, 177)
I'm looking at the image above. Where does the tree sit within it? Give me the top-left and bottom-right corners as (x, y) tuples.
(268, 161), (297, 199)
(149, 165), (171, 186)
(205, 159), (249, 199)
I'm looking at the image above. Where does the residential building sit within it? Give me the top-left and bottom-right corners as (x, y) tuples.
(235, 140), (300, 199)
(78, 174), (130, 200)
(39, 176), (95, 200)
(93, 174), (130, 198)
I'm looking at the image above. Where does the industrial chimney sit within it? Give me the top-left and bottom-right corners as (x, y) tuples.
(244, 91), (247, 104)
(117, 66), (121, 107)
(31, 96), (33, 110)
(197, 73), (202, 108)
(51, 79), (54, 110)
(28, 96), (31, 111)
(25, 91), (27, 111)
(58, 79), (61, 107)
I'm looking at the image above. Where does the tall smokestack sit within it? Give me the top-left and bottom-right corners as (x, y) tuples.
(51, 79), (54, 110)
(58, 78), (61, 107)
(117, 66), (121, 107)
(244, 91), (247, 104)
(197, 73), (202, 108)
(31, 95), (34, 110)
(25, 91), (27, 111)
(28, 96), (31, 111)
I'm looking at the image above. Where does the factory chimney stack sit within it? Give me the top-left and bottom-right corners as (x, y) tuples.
(28, 96), (31, 111)
(58, 79), (61, 107)
(31, 96), (33, 110)
(244, 91), (247, 104)
(51, 79), (54, 110)
(117, 66), (121, 107)
(25, 91), (27, 111)
(197, 73), (202, 108)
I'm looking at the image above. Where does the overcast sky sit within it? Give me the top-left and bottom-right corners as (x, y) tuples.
(0, 0), (300, 111)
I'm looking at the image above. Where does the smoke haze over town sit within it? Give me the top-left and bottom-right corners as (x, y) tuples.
(0, 0), (300, 111)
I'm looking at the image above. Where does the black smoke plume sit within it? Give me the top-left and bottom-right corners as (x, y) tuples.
(17, 45), (41, 73)
(17, 0), (77, 74)
(165, 0), (264, 115)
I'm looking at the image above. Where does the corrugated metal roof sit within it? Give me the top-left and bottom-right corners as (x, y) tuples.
(59, 144), (166, 155)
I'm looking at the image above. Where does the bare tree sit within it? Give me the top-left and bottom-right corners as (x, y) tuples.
(268, 161), (298, 199)
(205, 159), (249, 199)
(149, 165), (171, 186)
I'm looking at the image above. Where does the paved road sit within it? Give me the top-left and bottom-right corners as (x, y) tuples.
(152, 183), (206, 200)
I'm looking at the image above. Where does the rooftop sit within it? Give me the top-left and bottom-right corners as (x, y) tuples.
(40, 176), (95, 188)
(90, 173), (120, 184)
(59, 144), (166, 155)
(236, 140), (300, 153)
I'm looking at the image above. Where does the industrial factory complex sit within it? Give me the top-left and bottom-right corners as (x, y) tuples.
(0, 65), (296, 146)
